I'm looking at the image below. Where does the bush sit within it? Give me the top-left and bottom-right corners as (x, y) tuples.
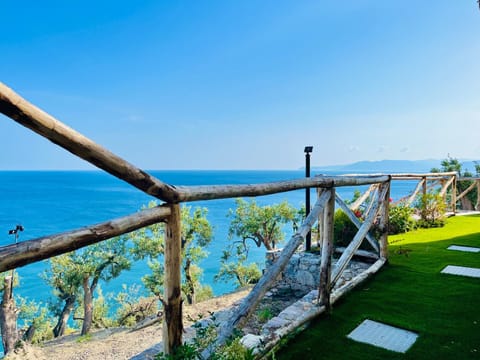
(415, 193), (446, 228)
(388, 203), (416, 235)
(333, 210), (358, 247)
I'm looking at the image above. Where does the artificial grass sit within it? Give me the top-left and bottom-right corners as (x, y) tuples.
(275, 215), (480, 360)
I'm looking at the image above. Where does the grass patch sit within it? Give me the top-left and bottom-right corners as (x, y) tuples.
(275, 215), (480, 360)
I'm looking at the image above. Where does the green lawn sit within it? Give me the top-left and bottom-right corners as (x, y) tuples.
(275, 215), (480, 360)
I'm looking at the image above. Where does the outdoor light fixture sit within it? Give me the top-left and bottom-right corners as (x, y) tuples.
(304, 146), (313, 251)
(8, 225), (24, 235)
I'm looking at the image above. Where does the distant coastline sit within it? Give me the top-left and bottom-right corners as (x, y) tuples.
(309, 159), (480, 174)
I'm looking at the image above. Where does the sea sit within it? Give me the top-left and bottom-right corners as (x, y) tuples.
(0, 170), (417, 308)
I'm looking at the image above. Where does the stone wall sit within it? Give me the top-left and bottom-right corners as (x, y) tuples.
(266, 250), (322, 292)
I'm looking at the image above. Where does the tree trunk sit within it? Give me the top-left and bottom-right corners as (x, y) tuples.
(0, 276), (18, 355)
(184, 259), (195, 305)
(53, 295), (76, 337)
(81, 277), (93, 336)
(23, 324), (35, 343)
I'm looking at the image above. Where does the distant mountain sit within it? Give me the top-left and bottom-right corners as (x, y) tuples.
(311, 159), (479, 174)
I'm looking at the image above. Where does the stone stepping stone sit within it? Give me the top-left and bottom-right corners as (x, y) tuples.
(441, 265), (480, 278)
(447, 245), (480, 253)
(347, 319), (418, 353)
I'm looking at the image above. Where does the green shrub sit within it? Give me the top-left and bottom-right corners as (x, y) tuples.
(333, 210), (358, 247)
(388, 203), (416, 234)
(415, 193), (446, 228)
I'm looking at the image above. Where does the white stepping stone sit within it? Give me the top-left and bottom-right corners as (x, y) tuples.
(447, 245), (480, 253)
(347, 319), (418, 353)
(441, 265), (480, 278)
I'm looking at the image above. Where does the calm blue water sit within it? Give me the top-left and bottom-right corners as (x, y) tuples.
(0, 170), (416, 305)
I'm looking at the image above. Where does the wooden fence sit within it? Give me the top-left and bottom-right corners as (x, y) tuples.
(0, 81), (404, 355)
(388, 173), (480, 212)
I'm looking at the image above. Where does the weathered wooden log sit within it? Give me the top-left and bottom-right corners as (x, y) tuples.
(176, 175), (389, 202)
(205, 190), (332, 357)
(378, 181), (390, 259)
(350, 184), (377, 211)
(331, 184), (388, 286)
(390, 172), (457, 179)
(334, 247), (379, 261)
(439, 176), (455, 197)
(406, 178), (425, 206)
(476, 180), (480, 211)
(451, 176), (457, 214)
(335, 193), (379, 253)
(0, 82), (179, 203)
(163, 204), (183, 354)
(331, 258), (386, 302)
(0, 276), (18, 355)
(318, 188), (335, 310)
(0, 205), (171, 273)
(456, 181), (477, 202)
(458, 177), (480, 181)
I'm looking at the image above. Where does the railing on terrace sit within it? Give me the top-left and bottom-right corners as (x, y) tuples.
(0, 81), (476, 356)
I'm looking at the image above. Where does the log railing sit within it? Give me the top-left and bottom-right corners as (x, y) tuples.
(390, 173), (480, 212)
(0, 82), (391, 355)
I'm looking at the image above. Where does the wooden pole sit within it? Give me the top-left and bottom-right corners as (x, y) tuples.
(378, 180), (391, 259)
(0, 205), (171, 273)
(163, 203), (183, 354)
(318, 188), (335, 310)
(422, 176), (427, 198)
(452, 175), (457, 214)
(476, 180), (480, 211)
(406, 178), (425, 206)
(0, 82), (179, 203)
(335, 194), (379, 253)
(175, 175), (390, 202)
(0, 276), (18, 355)
(350, 184), (377, 211)
(456, 181), (477, 202)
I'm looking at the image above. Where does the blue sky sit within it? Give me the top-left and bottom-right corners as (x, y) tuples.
(1, 1), (479, 170)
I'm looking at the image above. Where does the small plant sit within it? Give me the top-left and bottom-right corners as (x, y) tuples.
(257, 307), (274, 323)
(415, 193), (446, 228)
(76, 333), (92, 343)
(155, 313), (254, 359)
(388, 203), (416, 234)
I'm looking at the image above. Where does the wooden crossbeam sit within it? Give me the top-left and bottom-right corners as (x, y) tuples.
(331, 184), (388, 286)
(349, 184), (377, 211)
(0, 205), (171, 273)
(335, 193), (379, 253)
(0, 82), (179, 203)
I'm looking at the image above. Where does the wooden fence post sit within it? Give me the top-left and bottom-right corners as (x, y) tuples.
(318, 188), (335, 311)
(452, 175), (457, 214)
(0, 275), (18, 355)
(476, 180), (480, 211)
(163, 203), (183, 354)
(378, 178), (391, 260)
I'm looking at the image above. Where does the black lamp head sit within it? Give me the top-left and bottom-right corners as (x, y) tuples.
(8, 224), (24, 235)
(304, 146), (313, 153)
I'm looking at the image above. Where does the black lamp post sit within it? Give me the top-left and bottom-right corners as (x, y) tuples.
(7, 224), (23, 287)
(304, 146), (313, 251)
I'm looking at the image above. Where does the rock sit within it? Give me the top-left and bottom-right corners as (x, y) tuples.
(240, 334), (263, 352)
